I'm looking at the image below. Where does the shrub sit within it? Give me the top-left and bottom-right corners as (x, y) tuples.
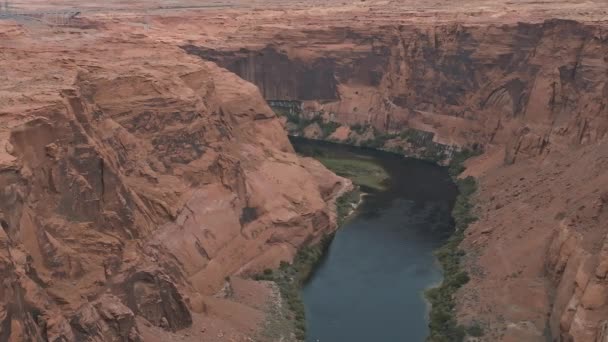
(466, 323), (485, 337)
(251, 189), (351, 340)
(351, 123), (366, 134)
(336, 189), (361, 224)
(421, 143), (447, 163)
(386, 146), (404, 154)
(359, 128), (398, 149)
(426, 175), (478, 342)
(400, 128), (434, 144)
(319, 120), (340, 138)
(260, 239), (331, 340)
(282, 111), (340, 139)
(448, 148), (482, 177)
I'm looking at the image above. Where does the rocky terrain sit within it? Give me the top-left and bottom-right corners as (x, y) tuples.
(1, 0), (608, 341)
(0, 14), (352, 341)
(172, 2), (608, 340)
(186, 16), (608, 162)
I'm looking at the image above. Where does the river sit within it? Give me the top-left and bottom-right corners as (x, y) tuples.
(290, 137), (458, 342)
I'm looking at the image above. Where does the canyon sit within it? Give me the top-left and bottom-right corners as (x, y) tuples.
(1, 0), (608, 341)
(0, 14), (351, 341)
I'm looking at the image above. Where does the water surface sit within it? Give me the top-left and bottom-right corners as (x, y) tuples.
(291, 137), (458, 342)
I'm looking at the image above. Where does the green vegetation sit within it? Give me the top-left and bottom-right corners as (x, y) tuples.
(276, 104), (486, 341)
(421, 143), (447, 163)
(274, 104), (456, 163)
(399, 128), (432, 143)
(316, 156), (389, 191)
(466, 322), (485, 337)
(350, 123), (366, 134)
(386, 145), (405, 154)
(349, 125), (451, 163)
(288, 114), (315, 134)
(255, 234), (335, 340)
(360, 131), (394, 149)
(336, 189), (362, 225)
(318, 120), (341, 138)
(426, 153), (479, 342)
(270, 103), (341, 139)
(271, 106), (297, 118)
(254, 184), (361, 341)
(288, 115), (341, 139)
(448, 147), (482, 177)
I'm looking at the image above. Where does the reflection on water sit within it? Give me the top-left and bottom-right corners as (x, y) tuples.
(291, 137), (458, 342)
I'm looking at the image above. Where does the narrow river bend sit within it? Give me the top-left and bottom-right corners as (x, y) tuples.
(290, 137), (458, 342)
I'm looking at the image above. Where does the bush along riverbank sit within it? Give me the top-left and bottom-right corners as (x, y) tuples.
(270, 103), (457, 163)
(282, 126), (483, 340)
(255, 188), (361, 341)
(426, 149), (482, 341)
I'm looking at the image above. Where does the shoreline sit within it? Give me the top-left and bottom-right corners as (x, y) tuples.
(288, 134), (452, 167)
(263, 138), (476, 341)
(425, 169), (480, 341)
(256, 183), (365, 341)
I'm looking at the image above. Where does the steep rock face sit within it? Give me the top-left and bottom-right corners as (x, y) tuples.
(0, 33), (348, 341)
(1, 2), (607, 341)
(70, 294), (142, 342)
(183, 17), (608, 341)
(188, 19), (608, 157)
(459, 142), (608, 341)
(183, 45), (340, 101)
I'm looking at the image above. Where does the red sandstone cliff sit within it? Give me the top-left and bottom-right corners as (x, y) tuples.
(188, 20), (607, 159)
(178, 9), (608, 341)
(0, 24), (349, 341)
(1, 1), (608, 341)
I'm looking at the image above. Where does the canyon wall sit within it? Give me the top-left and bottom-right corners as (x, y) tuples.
(1, 1), (607, 341)
(188, 19), (608, 158)
(0, 31), (349, 341)
(186, 18), (608, 341)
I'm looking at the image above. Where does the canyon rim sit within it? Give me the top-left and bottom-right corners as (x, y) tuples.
(1, 0), (608, 341)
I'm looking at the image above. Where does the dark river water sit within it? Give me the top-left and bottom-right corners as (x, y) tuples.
(290, 137), (458, 342)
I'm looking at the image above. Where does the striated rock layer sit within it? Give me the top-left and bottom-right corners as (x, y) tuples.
(174, 6), (608, 341)
(1, 1), (608, 341)
(0, 22), (350, 341)
(188, 19), (608, 158)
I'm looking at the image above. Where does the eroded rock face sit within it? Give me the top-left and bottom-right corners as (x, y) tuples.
(456, 141), (608, 341)
(180, 13), (608, 342)
(188, 19), (607, 160)
(71, 294), (142, 342)
(120, 270), (191, 332)
(0, 27), (349, 341)
(182, 45), (340, 101)
(1, 1), (607, 341)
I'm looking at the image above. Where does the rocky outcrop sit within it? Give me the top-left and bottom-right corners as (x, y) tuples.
(545, 194), (608, 342)
(457, 140), (608, 341)
(71, 294), (142, 342)
(120, 270), (191, 332)
(0, 25), (348, 341)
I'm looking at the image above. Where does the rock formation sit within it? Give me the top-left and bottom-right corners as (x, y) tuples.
(175, 3), (608, 340)
(188, 19), (607, 162)
(0, 20), (349, 341)
(1, 0), (608, 341)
